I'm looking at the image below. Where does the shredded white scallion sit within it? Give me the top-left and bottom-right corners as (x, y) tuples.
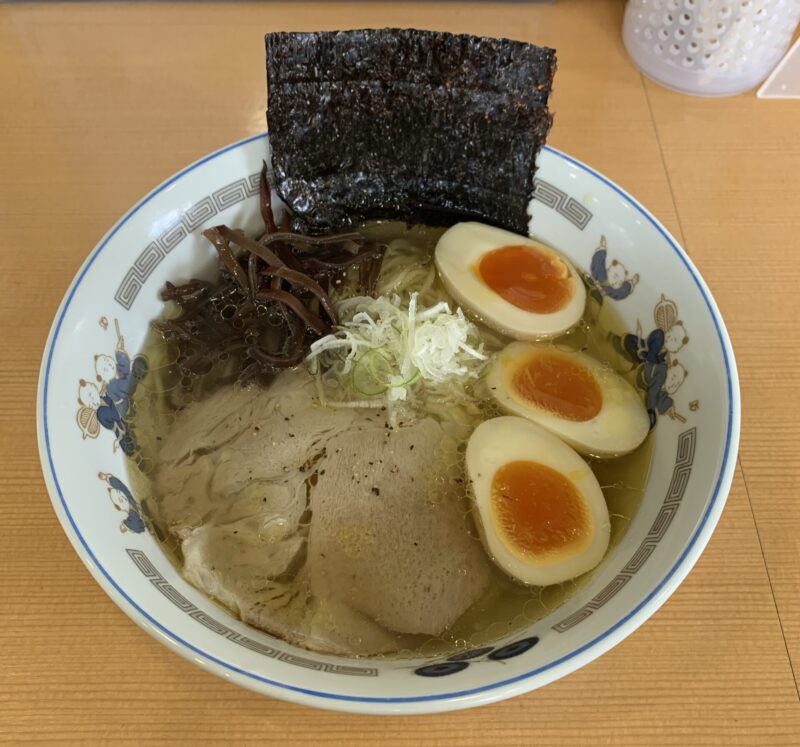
(306, 292), (488, 411)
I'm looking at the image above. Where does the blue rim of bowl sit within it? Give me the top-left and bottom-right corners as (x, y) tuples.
(39, 132), (739, 706)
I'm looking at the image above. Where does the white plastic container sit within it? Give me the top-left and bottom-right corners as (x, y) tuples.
(623, 0), (800, 96)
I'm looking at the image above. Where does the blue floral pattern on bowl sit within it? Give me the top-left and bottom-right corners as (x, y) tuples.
(75, 318), (148, 455)
(98, 472), (145, 534)
(586, 235), (694, 427)
(415, 636), (540, 677)
(612, 294), (692, 426)
(589, 235), (639, 301)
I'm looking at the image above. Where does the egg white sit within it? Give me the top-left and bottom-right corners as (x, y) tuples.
(487, 342), (650, 458)
(434, 222), (586, 340)
(467, 416), (610, 586)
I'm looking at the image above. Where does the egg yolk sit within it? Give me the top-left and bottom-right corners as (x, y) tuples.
(491, 460), (591, 559)
(511, 353), (602, 422)
(476, 244), (573, 314)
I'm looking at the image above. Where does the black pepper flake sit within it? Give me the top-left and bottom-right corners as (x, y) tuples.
(372, 487), (380, 496)
(288, 433), (295, 438)
(409, 445), (414, 451)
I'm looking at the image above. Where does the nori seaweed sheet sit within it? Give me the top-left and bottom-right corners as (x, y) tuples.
(266, 28), (556, 235)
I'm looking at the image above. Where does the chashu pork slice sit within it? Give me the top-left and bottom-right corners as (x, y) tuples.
(153, 368), (491, 653)
(242, 566), (407, 656)
(156, 368), (404, 655)
(180, 521), (306, 617)
(308, 417), (491, 636)
(182, 539), (404, 656)
(154, 368), (356, 531)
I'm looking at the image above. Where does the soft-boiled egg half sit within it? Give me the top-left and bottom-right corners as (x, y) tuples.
(434, 222), (586, 340)
(467, 416), (610, 586)
(487, 342), (650, 458)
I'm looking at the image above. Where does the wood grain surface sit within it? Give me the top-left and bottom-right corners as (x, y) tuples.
(1, 1), (799, 744)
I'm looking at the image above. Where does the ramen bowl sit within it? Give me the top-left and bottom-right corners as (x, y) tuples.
(37, 134), (739, 714)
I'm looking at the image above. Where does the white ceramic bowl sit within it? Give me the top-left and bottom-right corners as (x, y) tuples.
(37, 134), (740, 714)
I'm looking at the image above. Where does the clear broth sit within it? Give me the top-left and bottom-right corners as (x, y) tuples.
(125, 222), (653, 658)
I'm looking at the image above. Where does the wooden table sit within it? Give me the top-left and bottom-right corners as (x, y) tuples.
(2, 1), (799, 743)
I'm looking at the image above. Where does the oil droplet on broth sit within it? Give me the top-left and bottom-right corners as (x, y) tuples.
(259, 518), (289, 543)
(553, 318), (590, 353)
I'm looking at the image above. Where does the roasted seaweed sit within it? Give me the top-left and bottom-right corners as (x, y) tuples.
(266, 28), (556, 235)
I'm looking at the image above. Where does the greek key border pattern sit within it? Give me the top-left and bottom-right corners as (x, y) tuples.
(126, 548), (378, 676)
(113, 173), (261, 310)
(552, 427), (697, 633)
(533, 178), (593, 230)
(113, 170), (590, 310)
